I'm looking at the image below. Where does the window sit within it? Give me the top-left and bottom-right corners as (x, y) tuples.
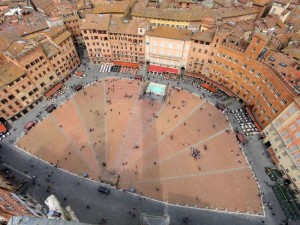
(279, 62), (287, 67)
(272, 108), (278, 114)
(263, 78), (268, 83)
(234, 59), (238, 64)
(256, 86), (261, 91)
(268, 57), (275, 61)
(242, 64), (247, 69)
(281, 99), (287, 105)
(290, 125), (296, 131)
(256, 39), (260, 45)
(290, 145), (299, 152)
(274, 120), (280, 127)
(250, 81), (256, 86)
(296, 132), (300, 138)
(286, 137), (293, 145)
(275, 92), (281, 98)
(1, 99), (8, 104)
(256, 73), (261, 78)
(21, 96), (27, 101)
(8, 95), (15, 100)
(289, 107), (296, 115)
(265, 116), (270, 121)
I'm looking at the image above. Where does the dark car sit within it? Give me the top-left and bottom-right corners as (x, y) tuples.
(45, 104), (56, 113)
(98, 186), (110, 195)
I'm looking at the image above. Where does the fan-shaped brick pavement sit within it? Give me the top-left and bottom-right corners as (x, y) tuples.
(17, 78), (262, 214)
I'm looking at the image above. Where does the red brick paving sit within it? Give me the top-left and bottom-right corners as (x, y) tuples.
(17, 78), (262, 214)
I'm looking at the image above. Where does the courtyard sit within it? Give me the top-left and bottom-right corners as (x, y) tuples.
(16, 78), (262, 214)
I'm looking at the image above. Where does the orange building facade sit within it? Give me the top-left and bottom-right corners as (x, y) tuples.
(80, 14), (149, 65)
(0, 27), (80, 121)
(210, 32), (296, 128)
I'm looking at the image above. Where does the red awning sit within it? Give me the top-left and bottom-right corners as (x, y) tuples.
(245, 107), (256, 122)
(148, 65), (179, 74)
(212, 82), (235, 97)
(236, 132), (246, 143)
(268, 147), (279, 164)
(24, 121), (36, 130)
(44, 82), (63, 98)
(134, 75), (143, 80)
(0, 123), (7, 133)
(184, 72), (208, 81)
(113, 61), (139, 68)
(254, 121), (263, 132)
(201, 83), (217, 93)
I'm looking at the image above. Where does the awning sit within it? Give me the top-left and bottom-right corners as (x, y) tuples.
(44, 82), (63, 98)
(236, 132), (246, 143)
(212, 82), (235, 97)
(201, 83), (217, 93)
(268, 147), (279, 164)
(184, 72), (235, 97)
(24, 121), (36, 130)
(0, 123), (7, 134)
(134, 75), (143, 80)
(254, 121), (263, 132)
(112, 61), (139, 68)
(245, 106), (256, 122)
(216, 103), (226, 111)
(184, 72), (208, 81)
(148, 65), (179, 74)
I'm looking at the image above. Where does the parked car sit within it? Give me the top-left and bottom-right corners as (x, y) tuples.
(98, 186), (110, 195)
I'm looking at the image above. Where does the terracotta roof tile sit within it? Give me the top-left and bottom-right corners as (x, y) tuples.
(145, 26), (191, 40)
(0, 61), (25, 84)
(40, 41), (59, 58)
(80, 14), (111, 30)
(93, 1), (129, 14)
(109, 16), (149, 35)
(191, 30), (215, 42)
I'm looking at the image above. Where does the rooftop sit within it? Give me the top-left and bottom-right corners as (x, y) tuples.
(145, 26), (191, 40)
(93, 1), (129, 15)
(132, 3), (260, 21)
(191, 30), (215, 42)
(109, 16), (149, 35)
(0, 61), (25, 84)
(80, 14), (111, 31)
(40, 41), (59, 58)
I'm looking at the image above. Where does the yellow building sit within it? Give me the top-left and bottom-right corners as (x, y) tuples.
(145, 26), (191, 73)
(263, 97), (300, 196)
(268, 0), (292, 22)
